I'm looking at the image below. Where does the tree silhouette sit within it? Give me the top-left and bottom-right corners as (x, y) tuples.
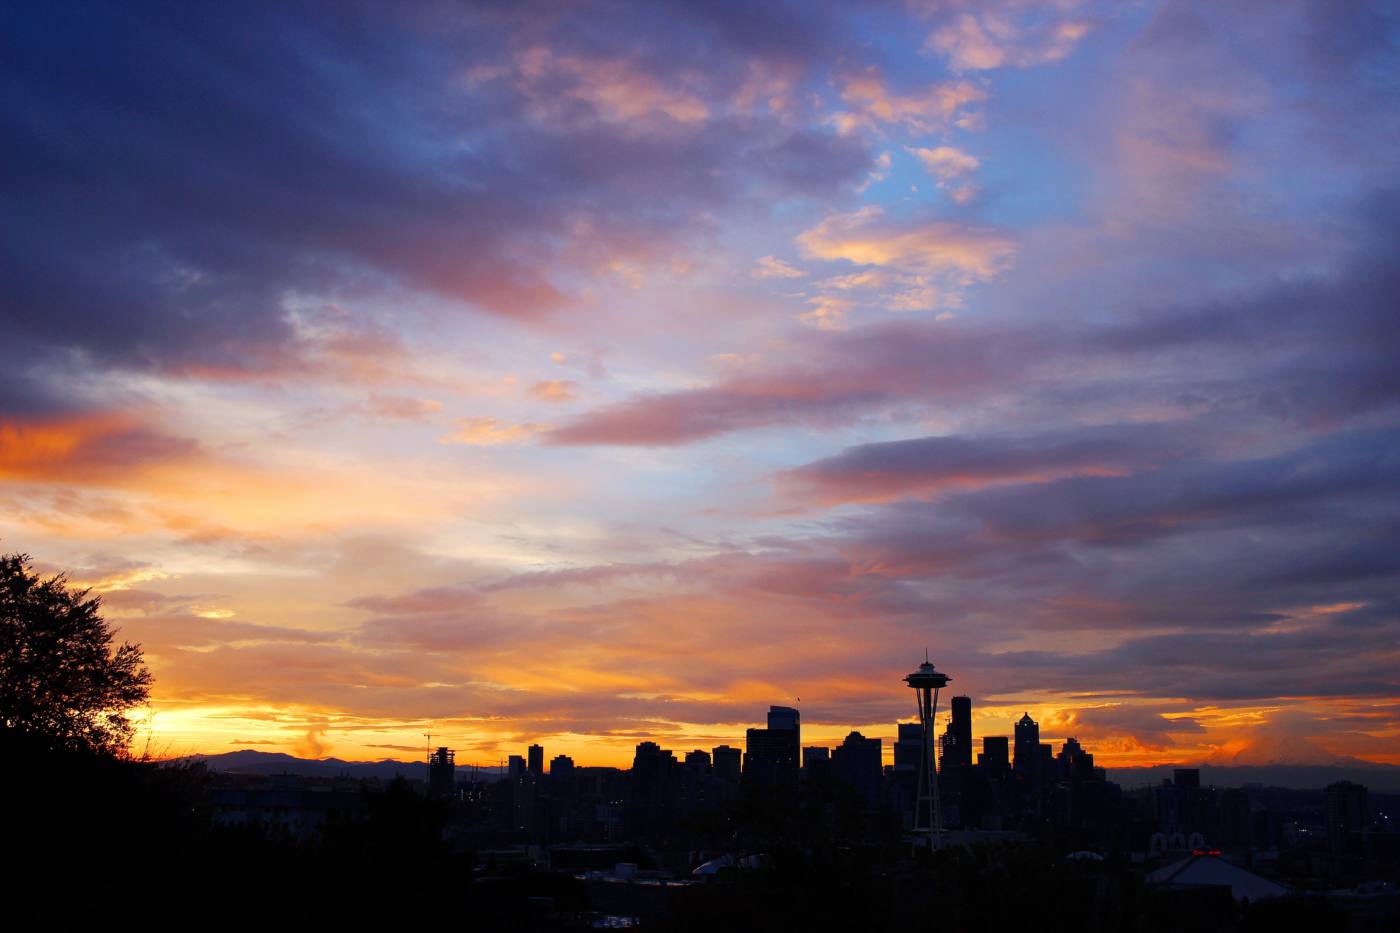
(0, 552), (152, 754)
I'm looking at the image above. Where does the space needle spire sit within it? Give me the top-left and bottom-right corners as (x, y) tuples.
(904, 654), (951, 849)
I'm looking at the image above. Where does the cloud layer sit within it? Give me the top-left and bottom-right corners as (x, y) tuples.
(3, 1), (1398, 767)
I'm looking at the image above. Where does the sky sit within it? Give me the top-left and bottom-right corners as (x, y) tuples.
(2, 0), (1398, 770)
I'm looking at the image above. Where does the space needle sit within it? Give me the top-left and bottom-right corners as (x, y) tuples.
(905, 653), (951, 849)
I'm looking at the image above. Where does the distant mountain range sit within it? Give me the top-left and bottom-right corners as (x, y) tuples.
(183, 750), (1400, 792)
(180, 749), (505, 781)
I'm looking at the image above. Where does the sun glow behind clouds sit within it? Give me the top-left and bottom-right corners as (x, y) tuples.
(3, 0), (1399, 768)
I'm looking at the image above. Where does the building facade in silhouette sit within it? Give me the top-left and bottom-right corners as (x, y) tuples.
(427, 746), (455, 799)
(980, 735), (1010, 777)
(831, 731), (883, 807)
(1326, 780), (1369, 855)
(712, 745), (741, 783)
(744, 705), (800, 788)
(949, 695), (973, 769)
(1013, 713), (1038, 777)
(803, 745), (832, 781)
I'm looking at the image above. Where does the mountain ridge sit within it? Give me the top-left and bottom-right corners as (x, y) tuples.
(175, 749), (1400, 791)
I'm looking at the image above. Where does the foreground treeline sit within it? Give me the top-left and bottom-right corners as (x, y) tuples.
(2, 730), (1371, 931)
(3, 730), (467, 921)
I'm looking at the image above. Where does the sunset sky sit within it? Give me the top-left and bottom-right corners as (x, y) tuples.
(3, 1), (1398, 770)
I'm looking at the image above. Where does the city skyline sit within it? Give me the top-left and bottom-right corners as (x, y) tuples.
(4, 2), (1399, 770)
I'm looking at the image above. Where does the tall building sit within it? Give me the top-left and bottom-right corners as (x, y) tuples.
(744, 705), (800, 788)
(685, 749), (712, 770)
(769, 705), (801, 743)
(1057, 737), (1095, 782)
(979, 736), (1010, 776)
(831, 731), (883, 807)
(713, 744), (742, 801)
(427, 746), (455, 799)
(712, 745), (742, 783)
(1326, 781), (1369, 855)
(630, 742), (676, 837)
(950, 696), (973, 769)
(895, 722), (923, 772)
(803, 746), (832, 780)
(680, 750), (713, 812)
(550, 754), (577, 814)
(508, 754), (526, 777)
(528, 743), (544, 777)
(549, 754), (574, 785)
(1013, 712), (1039, 776)
(632, 741), (675, 792)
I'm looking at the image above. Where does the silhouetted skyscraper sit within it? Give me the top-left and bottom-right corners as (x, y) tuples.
(680, 750), (712, 812)
(832, 731), (883, 807)
(950, 696), (973, 769)
(528, 743), (544, 777)
(769, 705), (800, 741)
(712, 745), (742, 783)
(980, 736), (1010, 777)
(803, 746), (831, 780)
(744, 705), (800, 788)
(550, 754), (576, 811)
(895, 722), (922, 771)
(1326, 781), (1369, 855)
(1014, 712), (1039, 777)
(1057, 737), (1094, 782)
(713, 744), (742, 801)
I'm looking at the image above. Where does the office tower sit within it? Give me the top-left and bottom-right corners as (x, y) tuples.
(528, 743), (544, 777)
(712, 745), (742, 783)
(1057, 737), (1094, 782)
(803, 746), (832, 780)
(831, 731), (883, 807)
(508, 754), (526, 777)
(680, 750), (713, 812)
(768, 704), (800, 734)
(895, 722), (923, 772)
(632, 741), (675, 787)
(427, 746), (455, 799)
(904, 655), (951, 847)
(744, 705), (801, 788)
(712, 744), (742, 802)
(1326, 781), (1369, 855)
(1013, 712), (1039, 776)
(950, 696), (973, 769)
(550, 754), (576, 812)
(980, 736), (1010, 776)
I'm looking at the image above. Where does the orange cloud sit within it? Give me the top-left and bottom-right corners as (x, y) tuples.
(834, 71), (986, 134)
(439, 416), (545, 446)
(0, 413), (199, 485)
(528, 380), (579, 402)
(798, 206), (1015, 278)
